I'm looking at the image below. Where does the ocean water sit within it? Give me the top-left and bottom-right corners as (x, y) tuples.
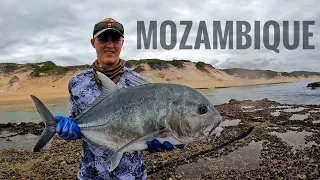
(0, 106), (69, 124)
(0, 79), (319, 124)
(200, 79), (320, 105)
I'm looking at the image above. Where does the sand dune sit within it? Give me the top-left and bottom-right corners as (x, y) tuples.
(137, 62), (316, 89)
(0, 62), (318, 111)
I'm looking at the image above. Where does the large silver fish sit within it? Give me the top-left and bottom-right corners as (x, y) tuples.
(31, 71), (222, 171)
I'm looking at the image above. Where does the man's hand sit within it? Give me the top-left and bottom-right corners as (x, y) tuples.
(55, 116), (82, 140)
(146, 139), (184, 153)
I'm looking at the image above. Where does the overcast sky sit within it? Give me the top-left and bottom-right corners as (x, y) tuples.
(0, 0), (318, 72)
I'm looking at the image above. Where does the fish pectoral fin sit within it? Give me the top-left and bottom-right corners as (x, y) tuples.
(106, 128), (168, 172)
(107, 151), (124, 172)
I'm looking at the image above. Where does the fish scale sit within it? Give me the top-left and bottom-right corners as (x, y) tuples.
(31, 71), (222, 172)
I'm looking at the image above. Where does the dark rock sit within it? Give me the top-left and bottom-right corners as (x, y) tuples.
(307, 82), (320, 88)
(229, 99), (237, 103)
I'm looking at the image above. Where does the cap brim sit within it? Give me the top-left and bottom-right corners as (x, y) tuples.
(94, 28), (124, 38)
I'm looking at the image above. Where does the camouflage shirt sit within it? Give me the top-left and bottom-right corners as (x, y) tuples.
(68, 67), (148, 180)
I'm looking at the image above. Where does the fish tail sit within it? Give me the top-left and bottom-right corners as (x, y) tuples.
(30, 95), (56, 152)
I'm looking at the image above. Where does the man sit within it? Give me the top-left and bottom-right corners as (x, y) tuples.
(54, 18), (184, 180)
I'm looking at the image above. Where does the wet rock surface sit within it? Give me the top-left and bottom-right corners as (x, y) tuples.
(0, 98), (319, 179)
(0, 122), (44, 136)
(307, 81), (320, 88)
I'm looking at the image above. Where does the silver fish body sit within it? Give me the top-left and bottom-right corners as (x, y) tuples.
(31, 71), (222, 172)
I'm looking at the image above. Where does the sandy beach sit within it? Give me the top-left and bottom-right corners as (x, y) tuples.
(0, 64), (318, 111)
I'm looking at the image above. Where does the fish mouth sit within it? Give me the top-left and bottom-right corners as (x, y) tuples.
(204, 123), (220, 136)
(209, 126), (223, 136)
(204, 117), (223, 137)
(209, 127), (218, 136)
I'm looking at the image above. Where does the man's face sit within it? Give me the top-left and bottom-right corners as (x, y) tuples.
(91, 31), (124, 66)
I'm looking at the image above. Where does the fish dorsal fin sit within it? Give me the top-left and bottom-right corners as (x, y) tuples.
(96, 71), (120, 92)
(74, 71), (120, 121)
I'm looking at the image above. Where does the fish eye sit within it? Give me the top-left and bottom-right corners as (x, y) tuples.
(198, 104), (208, 114)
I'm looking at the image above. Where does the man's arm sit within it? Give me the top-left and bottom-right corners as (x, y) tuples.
(68, 78), (82, 118)
(55, 77), (82, 140)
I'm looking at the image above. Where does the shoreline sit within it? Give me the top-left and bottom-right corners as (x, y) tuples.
(195, 81), (293, 89)
(0, 77), (318, 112)
(190, 76), (319, 89)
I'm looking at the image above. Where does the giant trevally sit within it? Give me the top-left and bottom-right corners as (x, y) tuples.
(31, 71), (222, 172)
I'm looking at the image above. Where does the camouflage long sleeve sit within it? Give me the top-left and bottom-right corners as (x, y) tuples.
(67, 67), (148, 180)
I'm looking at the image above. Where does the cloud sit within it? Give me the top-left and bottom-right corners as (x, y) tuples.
(0, 0), (318, 72)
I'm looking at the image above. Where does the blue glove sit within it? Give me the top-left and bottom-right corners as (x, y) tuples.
(54, 116), (82, 140)
(146, 139), (184, 153)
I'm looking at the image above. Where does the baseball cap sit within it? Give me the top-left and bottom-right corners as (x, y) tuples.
(93, 18), (124, 38)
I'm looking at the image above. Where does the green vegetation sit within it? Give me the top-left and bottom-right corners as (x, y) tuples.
(195, 61), (214, 73)
(0, 63), (43, 73)
(144, 59), (170, 70)
(30, 61), (59, 77)
(31, 61), (90, 77)
(1, 59), (319, 80)
(195, 61), (206, 71)
(263, 70), (278, 79)
(125, 59), (190, 70)
(290, 71), (320, 78)
(169, 60), (185, 68)
(0, 63), (19, 73)
(123, 60), (137, 68)
(223, 68), (279, 79)
(281, 72), (292, 77)
(222, 68), (320, 79)
(0, 61), (90, 77)
(133, 65), (144, 73)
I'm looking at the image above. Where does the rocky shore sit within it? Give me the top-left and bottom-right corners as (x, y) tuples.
(308, 82), (320, 89)
(0, 99), (319, 179)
